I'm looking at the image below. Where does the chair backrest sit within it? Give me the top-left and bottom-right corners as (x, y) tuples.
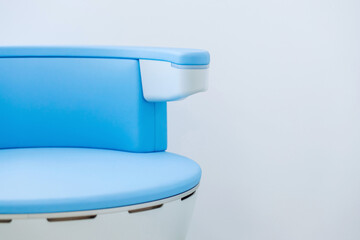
(0, 57), (167, 152)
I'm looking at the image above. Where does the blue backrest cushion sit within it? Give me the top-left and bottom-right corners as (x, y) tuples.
(0, 57), (167, 152)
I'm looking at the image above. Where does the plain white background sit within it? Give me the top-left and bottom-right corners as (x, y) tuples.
(1, 0), (360, 239)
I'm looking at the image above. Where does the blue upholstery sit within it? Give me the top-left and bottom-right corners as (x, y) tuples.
(0, 46), (208, 214)
(0, 148), (201, 214)
(0, 57), (166, 152)
(0, 46), (210, 65)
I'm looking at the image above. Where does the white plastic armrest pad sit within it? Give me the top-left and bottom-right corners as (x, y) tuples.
(140, 60), (209, 102)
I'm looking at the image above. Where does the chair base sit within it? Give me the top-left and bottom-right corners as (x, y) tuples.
(0, 187), (198, 240)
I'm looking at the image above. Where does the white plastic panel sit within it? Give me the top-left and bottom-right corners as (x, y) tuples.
(0, 188), (198, 240)
(140, 60), (209, 102)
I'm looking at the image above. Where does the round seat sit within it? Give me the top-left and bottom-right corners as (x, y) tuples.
(0, 148), (201, 214)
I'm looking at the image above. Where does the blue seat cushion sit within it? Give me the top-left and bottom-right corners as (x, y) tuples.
(0, 148), (201, 214)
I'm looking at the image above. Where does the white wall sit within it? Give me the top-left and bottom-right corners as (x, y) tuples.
(1, 0), (360, 239)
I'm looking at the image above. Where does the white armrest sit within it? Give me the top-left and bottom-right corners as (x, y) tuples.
(140, 60), (209, 102)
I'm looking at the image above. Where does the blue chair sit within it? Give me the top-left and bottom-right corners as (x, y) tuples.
(0, 46), (210, 240)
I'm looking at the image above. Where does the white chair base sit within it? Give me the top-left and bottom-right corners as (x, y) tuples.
(0, 187), (198, 240)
